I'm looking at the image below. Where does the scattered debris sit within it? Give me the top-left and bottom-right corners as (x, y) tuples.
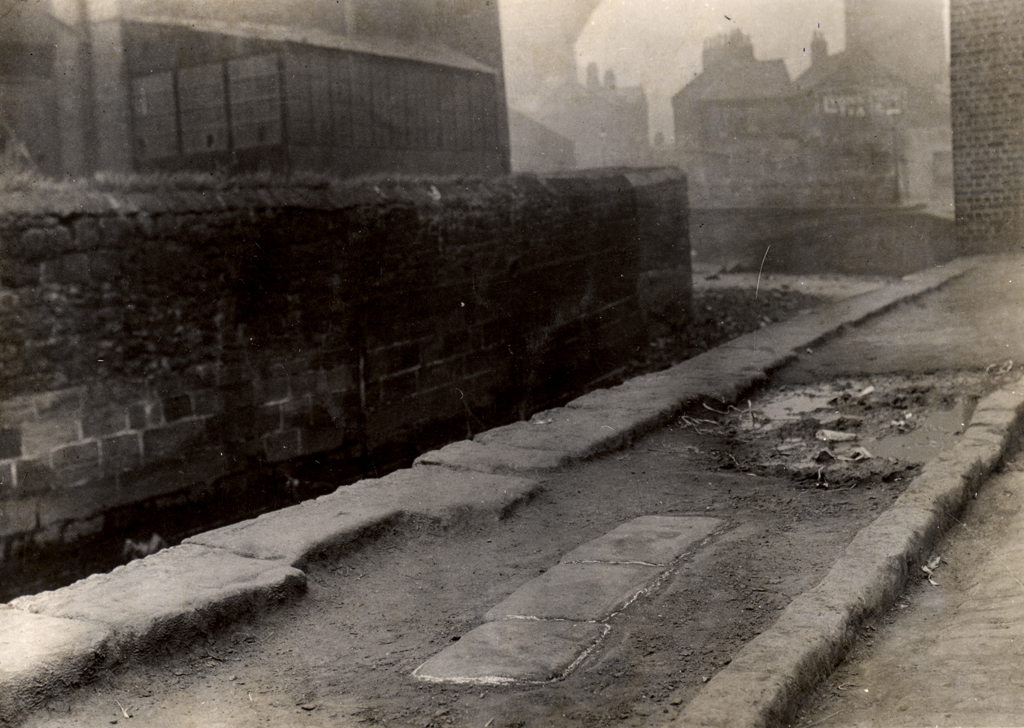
(814, 449), (836, 463)
(922, 555), (942, 586)
(122, 534), (167, 562)
(840, 447), (873, 462)
(679, 415), (718, 435)
(986, 359), (1014, 375)
(816, 429), (858, 443)
(857, 385), (875, 398)
(114, 699), (130, 719)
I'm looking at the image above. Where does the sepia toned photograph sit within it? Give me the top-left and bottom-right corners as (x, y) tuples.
(1, 0), (1022, 725)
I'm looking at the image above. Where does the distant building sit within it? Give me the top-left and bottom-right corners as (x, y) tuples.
(518, 62), (650, 170)
(842, 0), (952, 211)
(508, 109), (575, 173)
(672, 30), (796, 153)
(671, 30), (805, 207)
(671, 29), (918, 208)
(0, 0), (510, 178)
(792, 33), (908, 205)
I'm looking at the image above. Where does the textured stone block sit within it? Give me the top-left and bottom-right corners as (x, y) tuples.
(485, 562), (661, 622)
(11, 544), (306, 659)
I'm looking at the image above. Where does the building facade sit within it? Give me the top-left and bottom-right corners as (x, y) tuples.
(1, 0), (510, 178)
(671, 29), (911, 208)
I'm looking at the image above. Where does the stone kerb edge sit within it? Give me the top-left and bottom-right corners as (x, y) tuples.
(673, 374), (1024, 728)
(0, 465), (540, 725)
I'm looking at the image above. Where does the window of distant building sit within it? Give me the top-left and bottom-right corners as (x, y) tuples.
(129, 47), (500, 169)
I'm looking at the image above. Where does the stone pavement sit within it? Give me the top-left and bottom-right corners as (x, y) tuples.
(4, 254), (1024, 727)
(798, 466), (1024, 727)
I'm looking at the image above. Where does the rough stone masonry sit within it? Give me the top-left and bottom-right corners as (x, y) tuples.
(0, 170), (690, 574)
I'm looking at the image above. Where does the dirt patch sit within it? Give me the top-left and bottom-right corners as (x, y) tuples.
(626, 287), (828, 377)
(695, 372), (1005, 490)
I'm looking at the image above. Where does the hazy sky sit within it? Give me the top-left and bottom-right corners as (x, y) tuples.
(501, 0), (950, 143)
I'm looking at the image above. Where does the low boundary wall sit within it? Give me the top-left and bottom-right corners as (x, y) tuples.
(0, 170), (689, 576)
(691, 206), (957, 275)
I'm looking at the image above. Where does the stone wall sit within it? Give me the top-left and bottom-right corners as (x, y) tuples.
(950, 0), (1024, 253)
(0, 170), (689, 570)
(690, 207), (957, 276)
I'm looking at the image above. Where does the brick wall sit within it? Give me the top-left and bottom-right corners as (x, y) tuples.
(0, 170), (689, 568)
(950, 0), (1024, 253)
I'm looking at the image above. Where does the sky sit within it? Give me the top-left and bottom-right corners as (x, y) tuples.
(501, 0), (950, 144)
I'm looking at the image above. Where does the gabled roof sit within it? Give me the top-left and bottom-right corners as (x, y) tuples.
(674, 58), (793, 104)
(794, 49), (904, 94)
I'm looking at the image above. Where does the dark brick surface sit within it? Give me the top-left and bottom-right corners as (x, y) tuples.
(101, 433), (142, 474)
(0, 461), (12, 495)
(0, 170), (690, 548)
(51, 440), (100, 471)
(951, 0), (1024, 253)
(142, 419), (206, 462)
(162, 394), (193, 422)
(0, 429), (22, 459)
(263, 428), (301, 463)
(81, 405), (128, 439)
(16, 458), (55, 494)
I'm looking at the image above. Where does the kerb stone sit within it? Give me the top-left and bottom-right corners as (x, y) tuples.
(473, 407), (652, 460)
(10, 544), (305, 660)
(414, 439), (571, 473)
(185, 483), (405, 567)
(0, 609), (110, 725)
(371, 466), (541, 523)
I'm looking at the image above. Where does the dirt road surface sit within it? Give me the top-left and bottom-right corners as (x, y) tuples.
(19, 258), (1024, 728)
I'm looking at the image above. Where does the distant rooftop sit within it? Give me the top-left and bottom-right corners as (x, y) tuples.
(794, 48), (904, 93)
(122, 13), (498, 75)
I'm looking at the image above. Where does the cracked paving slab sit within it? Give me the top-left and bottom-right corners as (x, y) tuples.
(414, 516), (724, 684)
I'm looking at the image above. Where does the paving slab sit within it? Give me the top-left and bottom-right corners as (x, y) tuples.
(560, 516), (722, 566)
(413, 439), (572, 474)
(484, 561), (661, 622)
(412, 619), (609, 685)
(10, 544), (305, 660)
(0, 609), (110, 724)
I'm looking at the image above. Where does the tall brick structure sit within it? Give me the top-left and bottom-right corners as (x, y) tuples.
(950, 0), (1024, 253)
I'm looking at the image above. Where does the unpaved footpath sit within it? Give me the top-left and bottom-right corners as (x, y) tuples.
(18, 256), (1024, 728)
